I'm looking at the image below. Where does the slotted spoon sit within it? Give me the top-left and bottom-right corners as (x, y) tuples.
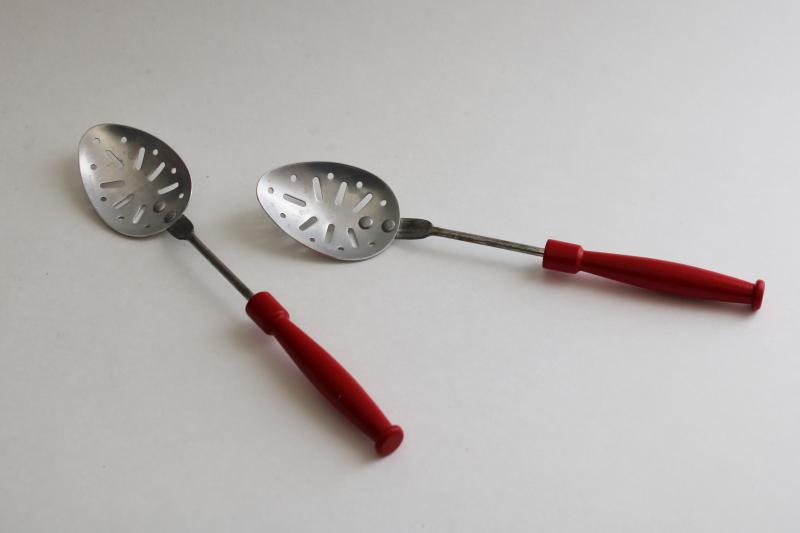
(257, 162), (764, 309)
(79, 126), (403, 456)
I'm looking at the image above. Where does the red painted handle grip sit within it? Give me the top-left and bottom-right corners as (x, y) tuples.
(246, 291), (403, 456)
(542, 240), (765, 310)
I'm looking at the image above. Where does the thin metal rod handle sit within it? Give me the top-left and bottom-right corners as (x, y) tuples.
(186, 233), (254, 299)
(430, 227), (545, 256)
(395, 218), (545, 256)
(167, 215), (254, 299)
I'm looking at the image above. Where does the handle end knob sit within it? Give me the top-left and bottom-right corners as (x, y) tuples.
(752, 279), (765, 311)
(375, 424), (404, 456)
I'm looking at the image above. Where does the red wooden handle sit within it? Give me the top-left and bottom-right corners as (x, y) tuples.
(542, 240), (765, 310)
(246, 292), (403, 456)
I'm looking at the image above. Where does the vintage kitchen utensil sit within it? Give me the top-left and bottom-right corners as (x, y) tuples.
(257, 162), (764, 309)
(79, 126), (403, 456)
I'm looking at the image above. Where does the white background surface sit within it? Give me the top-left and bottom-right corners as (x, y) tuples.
(1, 1), (798, 531)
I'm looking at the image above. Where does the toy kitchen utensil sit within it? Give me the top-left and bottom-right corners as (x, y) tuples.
(258, 162), (764, 310)
(79, 126), (403, 456)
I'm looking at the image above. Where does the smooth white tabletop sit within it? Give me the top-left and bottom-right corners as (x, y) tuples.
(1, 1), (798, 531)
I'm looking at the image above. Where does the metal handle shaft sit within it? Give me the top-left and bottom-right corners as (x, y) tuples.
(167, 215), (254, 299)
(430, 227), (544, 256)
(396, 218), (544, 256)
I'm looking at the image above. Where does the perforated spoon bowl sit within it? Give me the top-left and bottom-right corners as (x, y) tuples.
(80, 127), (403, 456)
(257, 162), (401, 261)
(258, 162), (764, 309)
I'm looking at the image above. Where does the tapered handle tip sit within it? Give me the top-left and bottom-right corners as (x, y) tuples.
(375, 425), (404, 457)
(752, 279), (765, 311)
